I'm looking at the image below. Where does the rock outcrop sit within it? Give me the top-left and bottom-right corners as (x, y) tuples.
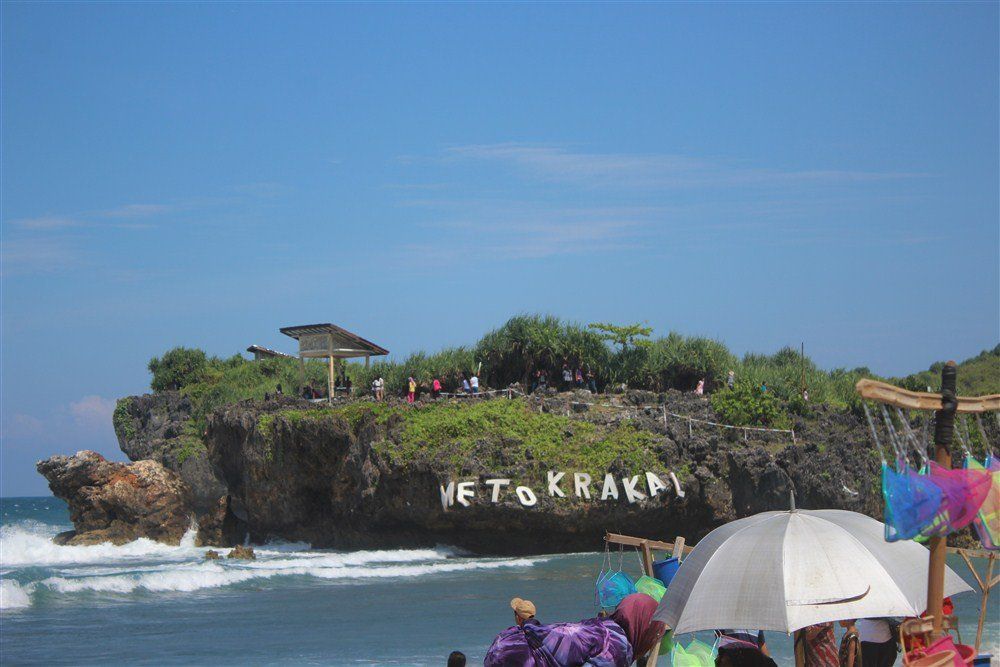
(36, 450), (193, 545)
(114, 392), (227, 514)
(41, 389), (914, 553)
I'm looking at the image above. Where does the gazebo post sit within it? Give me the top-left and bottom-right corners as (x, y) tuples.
(326, 352), (337, 403)
(927, 361), (957, 641)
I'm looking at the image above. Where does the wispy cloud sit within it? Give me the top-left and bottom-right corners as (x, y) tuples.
(0, 237), (80, 275)
(101, 203), (170, 218)
(69, 395), (116, 431)
(8, 215), (81, 230)
(440, 143), (926, 189)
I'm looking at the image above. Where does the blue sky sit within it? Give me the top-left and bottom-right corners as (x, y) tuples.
(2, 2), (997, 496)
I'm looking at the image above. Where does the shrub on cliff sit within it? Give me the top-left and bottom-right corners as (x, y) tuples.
(710, 383), (790, 429)
(610, 333), (735, 391)
(474, 314), (610, 387)
(148, 347), (211, 391)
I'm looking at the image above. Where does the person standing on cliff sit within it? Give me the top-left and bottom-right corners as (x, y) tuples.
(407, 375), (417, 403)
(727, 370), (736, 390)
(695, 378), (705, 395)
(470, 373), (479, 395)
(586, 366), (597, 394)
(432, 376), (442, 399)
(561, 363), (572, 391)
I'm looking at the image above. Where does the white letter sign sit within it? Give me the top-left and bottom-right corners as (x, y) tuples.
(485, 478), (511, 503)
(547, 471), (566, 498)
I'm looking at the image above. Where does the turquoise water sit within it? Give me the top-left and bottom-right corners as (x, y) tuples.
(1, 497), (996, 665)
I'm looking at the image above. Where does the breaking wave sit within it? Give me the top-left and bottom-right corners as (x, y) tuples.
(0, 579), (31, 610)
(0, 519), (545, 609)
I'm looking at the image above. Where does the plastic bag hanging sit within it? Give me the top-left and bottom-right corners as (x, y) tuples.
(919, 462), (992, 535)
(966, 455), (1000, 550)
(863, 403), (942, 541)
(882, 461), (944, 541)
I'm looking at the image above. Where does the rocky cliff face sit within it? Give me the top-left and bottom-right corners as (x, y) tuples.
(114, 393), (227, 514)
(197, 391), (882, 554)
(41, 390), (886, 554)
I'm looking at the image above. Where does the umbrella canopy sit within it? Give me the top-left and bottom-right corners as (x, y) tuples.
(653, 509), (972, 635)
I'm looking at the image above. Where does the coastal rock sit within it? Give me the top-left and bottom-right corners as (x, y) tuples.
(113, 392), (227, 514)
(36, 450), (193, 545)
(44, 389), (893, 555)
(226, 545), (255, 560)
(205, 550), (220, 560)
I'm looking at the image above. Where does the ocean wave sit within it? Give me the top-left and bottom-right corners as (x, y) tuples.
(36, 555), (545, 595)
(0, 522), (204, 567)
(0, 579), (31, 610)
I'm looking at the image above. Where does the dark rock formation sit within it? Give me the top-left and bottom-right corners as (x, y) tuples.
(36, 450), (193, 545)
(114, 392), (227, 514)
(226, 545), (255, 560)
(205, 550), (220, 560)
(46, 389), (895, 554)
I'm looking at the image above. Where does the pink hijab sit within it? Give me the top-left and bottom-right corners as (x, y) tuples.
(610, 593), (665, 658)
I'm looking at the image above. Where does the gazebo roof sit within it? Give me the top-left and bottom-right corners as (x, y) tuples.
(279, 323), (389, 357)
(246, 344), (295, 359)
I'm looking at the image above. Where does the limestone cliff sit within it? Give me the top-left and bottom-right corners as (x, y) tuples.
(41, 390), (889, 553)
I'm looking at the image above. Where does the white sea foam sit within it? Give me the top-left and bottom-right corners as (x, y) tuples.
(0, 522), (203, 567)
(37, 555), (545, 595)
(0, 579), (31, 610)
(1, 518), (544, 604)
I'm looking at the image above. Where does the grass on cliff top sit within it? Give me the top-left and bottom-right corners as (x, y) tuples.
(259, 398), (664, 479)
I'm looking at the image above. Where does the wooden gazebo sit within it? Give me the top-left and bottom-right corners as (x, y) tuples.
(280, 323), (389, 399)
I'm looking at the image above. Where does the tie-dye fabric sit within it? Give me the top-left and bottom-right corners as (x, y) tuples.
(484, 617), (633, 667)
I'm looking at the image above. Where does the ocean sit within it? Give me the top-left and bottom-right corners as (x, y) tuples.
(1, 497), (996, 666)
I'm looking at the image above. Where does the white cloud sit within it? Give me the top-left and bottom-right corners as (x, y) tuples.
(441, 143), (925, 189)
(7, 215), (81, 230)
(69, 395), (116, 430)
(0, 237), (80, 275)
(101, 203), (170, 218)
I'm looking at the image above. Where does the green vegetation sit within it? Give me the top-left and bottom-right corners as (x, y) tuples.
(145, 315), (999, 433)
(474, 315), (610, 386)
(259, 399), (662, 479)
(894, 345), (1000, 396)
(587, 322), (653, 352)
(148, 347), (212, 391)
(113, 398), (135, 441)
(710, 383), (791, 429)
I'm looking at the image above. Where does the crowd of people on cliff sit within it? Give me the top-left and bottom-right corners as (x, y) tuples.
(296, 363), (815, 406)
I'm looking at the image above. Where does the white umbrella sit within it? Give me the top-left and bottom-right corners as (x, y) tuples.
(653, 508), (972, 634)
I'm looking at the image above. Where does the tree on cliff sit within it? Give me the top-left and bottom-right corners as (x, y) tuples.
(587, 322), (653, 352)
(148, 347), (209, 391)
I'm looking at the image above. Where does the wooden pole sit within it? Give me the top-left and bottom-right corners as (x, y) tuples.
(927, 361), (958, 641)
(328, 355), (335, 403)
(975, 556), (995, 653)
(960, 549), (997, 653)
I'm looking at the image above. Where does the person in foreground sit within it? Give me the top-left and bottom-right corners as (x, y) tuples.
(447, 650), (466, 667)
(484, 596), (633, 667)
(714, 628), (777, 667)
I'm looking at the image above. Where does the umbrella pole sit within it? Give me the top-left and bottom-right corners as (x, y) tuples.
(927, 361), (958, 642)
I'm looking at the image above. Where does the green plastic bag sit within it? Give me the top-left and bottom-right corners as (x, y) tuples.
(670, 638), (717, 666)
(659, 629), (673, 655)
(634, 575), (667, 602)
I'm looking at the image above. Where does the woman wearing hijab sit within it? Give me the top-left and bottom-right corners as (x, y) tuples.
(610, 593), (665, 663)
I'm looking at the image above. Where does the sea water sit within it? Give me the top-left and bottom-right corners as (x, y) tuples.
(1, 497), (997, 666)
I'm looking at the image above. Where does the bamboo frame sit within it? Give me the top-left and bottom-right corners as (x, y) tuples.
(604, 532), (690, 667)
(858, 367), (998, 644)
(954, 549), (998, 654)
(855, 379), (1000, 414)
